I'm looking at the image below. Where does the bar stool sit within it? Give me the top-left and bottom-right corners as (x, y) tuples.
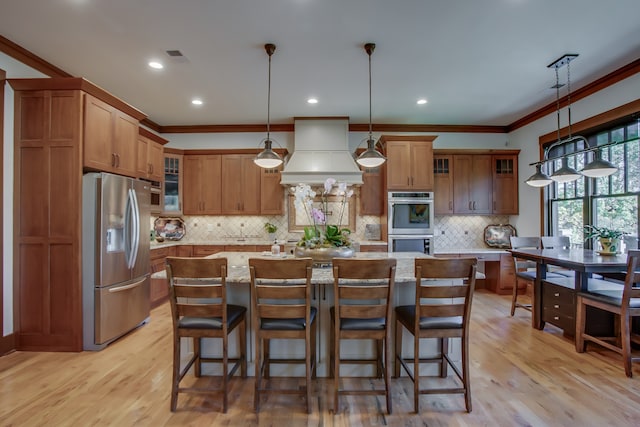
(249, 257), (316, 413)
(576, 250), (640, 377)
(330, 257), (396, 414)
(165, 257), (247, 413)
(394, 257), (477, 412)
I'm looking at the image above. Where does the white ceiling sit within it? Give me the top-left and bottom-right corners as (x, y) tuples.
(1, 0), (639, 128)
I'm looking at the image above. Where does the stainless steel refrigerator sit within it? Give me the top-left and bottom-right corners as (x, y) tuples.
(82, 172), (151, 350)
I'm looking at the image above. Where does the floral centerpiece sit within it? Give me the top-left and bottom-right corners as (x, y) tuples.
(291, 178), (355, 263)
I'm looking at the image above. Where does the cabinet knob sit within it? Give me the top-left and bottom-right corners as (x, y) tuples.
(553, 316), (559, 320)
(554, 304), (559, 309)
(554, 292), (560, 297)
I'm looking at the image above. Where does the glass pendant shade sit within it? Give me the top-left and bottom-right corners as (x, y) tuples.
(551, 158), (582, 183)
(581, 150), (617, 178)
(356, 138), (386, 168)
(254, 139), (283, 168)
(525, 164), (553, 187)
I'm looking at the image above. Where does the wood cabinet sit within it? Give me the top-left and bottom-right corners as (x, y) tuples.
(183, 155), (222, 215)
(136, 129), (165, 182)
(260, 166), (284, 215)
(434, 150), (520, 215)
(541, 279), (576, 335)
(221, 155), (261, 214)
(433, 155), (454, 215)
(84, 94), (139, 177)
(453, 154), (492, 214)
(9, 77), (147, 351)
(492, 154), (519, 215)
(359, 165), (384, 216)
(192, 245), (225, 257)
(176, 245), (193, 257)
(383, 137), (435, 191)
(150, 246), (176, 308)
(163, 152), (183, 214)
(484, 253), (517, 294)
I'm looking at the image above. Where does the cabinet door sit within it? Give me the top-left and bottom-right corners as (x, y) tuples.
(164, 153), (182, 214)
(469, 155), (492, 214)
(136, 135), (150, 178)
(221, 155), (244, 213)
(112, 110), (138, 177)
(410, 142), (434, 190)
(492, 154), (519, 215)
(183, 156), (202, 214)
(241, 156), (261, 214)
(83, 94), (115, 172)
(260, 167), (284, 215)
(385, 141), (411, 190)
(433, 155), (454, 215)
(453, 155), (473, 214)
(200, 155), (222, 214)
(148, 141), (164, 182)
(360, 166), (384, 215)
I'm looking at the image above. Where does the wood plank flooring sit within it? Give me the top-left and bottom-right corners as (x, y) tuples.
(1, 291), (640, 426)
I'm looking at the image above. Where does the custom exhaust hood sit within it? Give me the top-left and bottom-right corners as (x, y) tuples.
(280, 118), (364, 186)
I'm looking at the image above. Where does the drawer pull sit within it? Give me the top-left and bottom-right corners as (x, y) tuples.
(554, 304), (559, 309)
(554, 316), (559, 320)
(554, 292), (560, 297)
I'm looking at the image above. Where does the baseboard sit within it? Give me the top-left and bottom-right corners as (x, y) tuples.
(0, 333), (16, 356)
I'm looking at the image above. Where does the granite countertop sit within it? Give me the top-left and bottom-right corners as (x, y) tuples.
(152, 251), (426, 284)
(151, 239), (389, 249)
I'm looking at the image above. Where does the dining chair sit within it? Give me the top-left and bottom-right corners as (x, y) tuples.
(249, 257), (316, 413)
(510, 236), (565, 316)
(166, 256), (247, 413)
(576, 250), (640, 377)
(541, 235), (575, 278)
(394, 257), (477, 413)
(330, 257), (397, 414)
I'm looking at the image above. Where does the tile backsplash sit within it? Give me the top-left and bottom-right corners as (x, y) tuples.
(152, 212), (512, 250)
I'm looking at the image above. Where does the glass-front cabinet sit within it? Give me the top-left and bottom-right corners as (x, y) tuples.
(164, 153), (183, 214)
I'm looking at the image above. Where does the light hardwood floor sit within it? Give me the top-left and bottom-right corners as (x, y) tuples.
(1, 291), (639, 426)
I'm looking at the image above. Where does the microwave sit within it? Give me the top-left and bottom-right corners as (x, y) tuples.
(387, 191), (435, 235)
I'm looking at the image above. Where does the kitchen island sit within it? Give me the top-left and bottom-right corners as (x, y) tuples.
(166, 251), (470, 377)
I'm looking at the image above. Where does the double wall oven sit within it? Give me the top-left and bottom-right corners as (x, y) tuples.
(387, 191), (434, 255)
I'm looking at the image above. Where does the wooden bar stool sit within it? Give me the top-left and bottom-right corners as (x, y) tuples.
(249, 257), (316, 413)
(165, 257), (247, 413)
(394, 257), (477, 412)
(576, 250), (640, 377)
(330, 257), (396, 414)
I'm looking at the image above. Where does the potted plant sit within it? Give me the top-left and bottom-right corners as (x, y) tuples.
(264, 222), (278, 241)
(583, 225), (625, 254)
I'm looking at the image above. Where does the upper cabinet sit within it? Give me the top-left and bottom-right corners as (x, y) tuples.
(221, 155), (261, 214)
(84, 94), (140, 177)
(359, 165), (385, 216)
(163, 152), (183, 214)
(433, 150), (520, 215)
(453, 154), (493, 214)
(136, 128), (166, 182)
(260, 166), (284, 215)
(381, 136), (436, 191)
(492, 154), (519, 215)
(183, 155), (222, 215)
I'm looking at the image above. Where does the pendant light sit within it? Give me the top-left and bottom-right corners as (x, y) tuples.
(581, 149), (618, 177)
(356, 42), (386, 168)
(254, 43), (284, 169)
(525, 164), (553, 187)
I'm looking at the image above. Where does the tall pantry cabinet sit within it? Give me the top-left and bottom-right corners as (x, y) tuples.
(9, 78), (146, 351)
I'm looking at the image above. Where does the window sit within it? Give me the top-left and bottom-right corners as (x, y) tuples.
(546, 119), (640, 250)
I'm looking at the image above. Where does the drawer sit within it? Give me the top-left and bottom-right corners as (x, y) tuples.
(150, 246), (172, 260)
(543, 281), (575, 307)
(542, 308), (575, 334)
(192, 245), (224, 257)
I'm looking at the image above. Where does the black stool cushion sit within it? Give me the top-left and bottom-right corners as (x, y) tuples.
(260, 306), (317, 330)
(395, 305), (463, 330)
(329, 306), (385, 330)
(178, 304), (246, 329)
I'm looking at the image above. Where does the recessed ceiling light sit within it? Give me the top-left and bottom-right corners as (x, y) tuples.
(417, 99), (428, 105)
(307, 98), (318, 104)
(148, 61), (164, 70)
(191, 99), (203, 105)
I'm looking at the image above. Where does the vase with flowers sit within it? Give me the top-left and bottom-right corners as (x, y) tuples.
(291, 178), (355, 264)
(584, 225), (625, 254)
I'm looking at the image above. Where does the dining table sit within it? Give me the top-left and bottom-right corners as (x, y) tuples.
(508, 248), (628, 336)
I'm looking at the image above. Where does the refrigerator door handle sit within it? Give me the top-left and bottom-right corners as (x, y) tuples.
(128, 188), (141, 269)
(108, 277), (146, 293)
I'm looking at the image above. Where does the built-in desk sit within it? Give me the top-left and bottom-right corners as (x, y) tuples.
(508, 248), (627, 337)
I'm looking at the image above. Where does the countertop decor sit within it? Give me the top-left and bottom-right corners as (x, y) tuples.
(484, 224), (516, 248)
(153, 217), (186, 241)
